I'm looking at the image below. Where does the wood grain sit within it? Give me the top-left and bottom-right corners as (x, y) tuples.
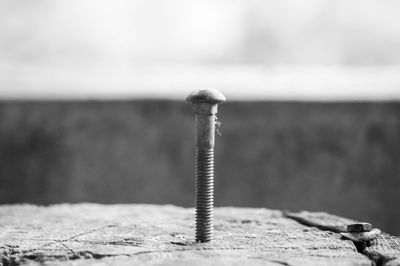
(0, 204), (382, 265)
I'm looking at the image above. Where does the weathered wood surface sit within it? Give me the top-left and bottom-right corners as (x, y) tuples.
(0, 204), (394, 265)
(286, 211), (400, 266)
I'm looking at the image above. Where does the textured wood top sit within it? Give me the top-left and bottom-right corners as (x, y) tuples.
(0, 204), (398, 265)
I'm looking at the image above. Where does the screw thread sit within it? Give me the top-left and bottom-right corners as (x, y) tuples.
(195, 148), (214, 242)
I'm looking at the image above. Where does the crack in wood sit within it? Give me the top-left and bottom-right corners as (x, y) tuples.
(62, 224), (117, 242)
(284, 211), (400, 266)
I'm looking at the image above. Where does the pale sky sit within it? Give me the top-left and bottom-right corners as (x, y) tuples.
(1, 0), (400, 100)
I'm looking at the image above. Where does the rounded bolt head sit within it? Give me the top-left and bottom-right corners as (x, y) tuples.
(186, 89), (226, 104)
(347, 223), (372, 233)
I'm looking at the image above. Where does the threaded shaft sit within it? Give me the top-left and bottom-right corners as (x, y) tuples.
(195, 148), (214, 242)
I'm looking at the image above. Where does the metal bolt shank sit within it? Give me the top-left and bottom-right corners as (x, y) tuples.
(193, 103), (218, 150)
(187, 89), (225, 243)
(195, 147), (214, 242)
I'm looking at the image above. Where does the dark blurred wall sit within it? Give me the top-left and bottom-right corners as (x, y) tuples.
(0, 100), (399, 235)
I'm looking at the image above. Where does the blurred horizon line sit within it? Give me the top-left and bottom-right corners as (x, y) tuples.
(1, 64), (400, 101)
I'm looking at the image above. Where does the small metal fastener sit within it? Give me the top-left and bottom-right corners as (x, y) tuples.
(342, 222), (379, 243)
(347, 223), (372, 233)
(186, 89), (226, 243)
(341, 228), (381, 242)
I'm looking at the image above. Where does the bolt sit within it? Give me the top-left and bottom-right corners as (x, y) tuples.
(341, 228), (381, 242)
(186, 89), (226, 243)
(347, 223), (372, 233)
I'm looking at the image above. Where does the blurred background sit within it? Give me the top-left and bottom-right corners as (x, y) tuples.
(0, 0), (399, 235)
